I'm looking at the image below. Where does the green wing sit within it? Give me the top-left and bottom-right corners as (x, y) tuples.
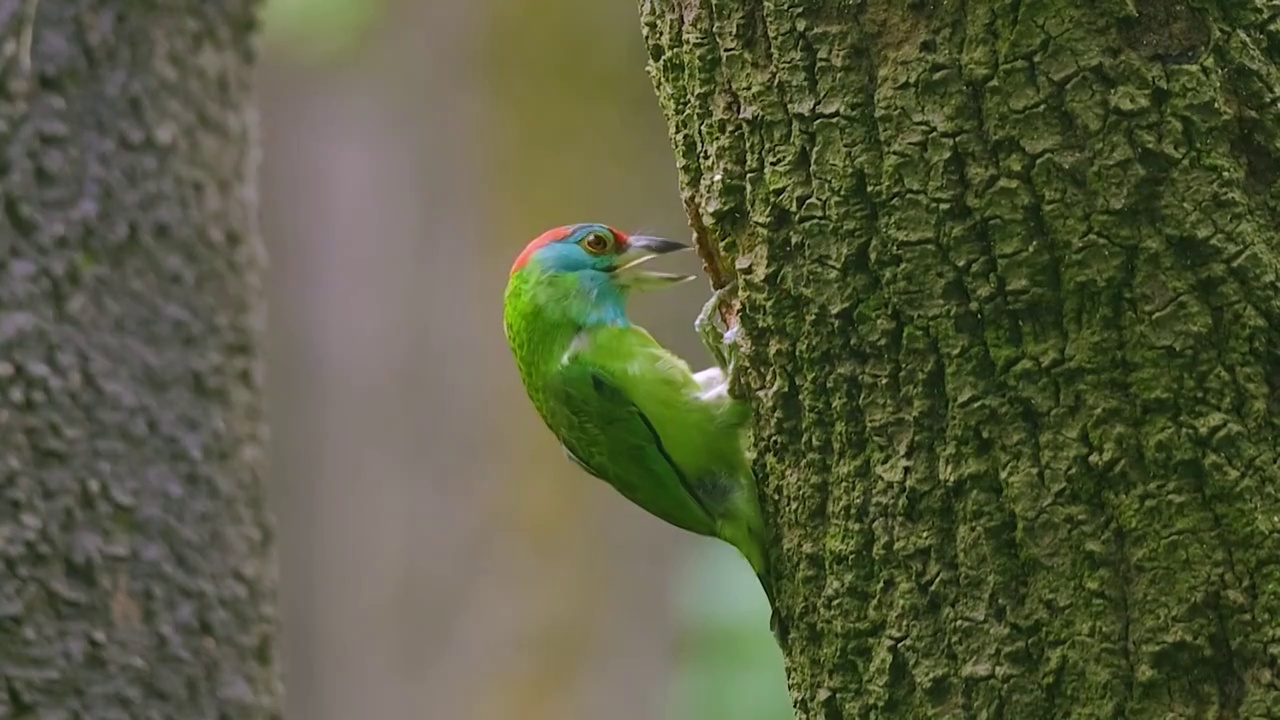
(547, 361), (717, 537)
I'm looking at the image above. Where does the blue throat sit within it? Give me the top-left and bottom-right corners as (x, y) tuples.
(527, 244), (632, 328)
(579, 271), (630, 327)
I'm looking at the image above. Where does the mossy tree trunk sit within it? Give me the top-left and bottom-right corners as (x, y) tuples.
(641, 0), (1280, 717)
(0, 2), (279, 717)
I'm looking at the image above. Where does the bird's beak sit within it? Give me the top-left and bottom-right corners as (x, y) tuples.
(610, 235), (695, 291)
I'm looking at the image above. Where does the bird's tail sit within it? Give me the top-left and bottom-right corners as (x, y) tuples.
(747, 533), (784, 643)
(718, 479), (783, 641)
(740, 535), (784, 642)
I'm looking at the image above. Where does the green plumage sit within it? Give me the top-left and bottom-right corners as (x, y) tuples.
(503, 225), (772, 608)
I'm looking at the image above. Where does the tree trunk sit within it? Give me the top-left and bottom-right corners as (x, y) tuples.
(0, 2), (279, 718)
(640, 0), (1280, 717)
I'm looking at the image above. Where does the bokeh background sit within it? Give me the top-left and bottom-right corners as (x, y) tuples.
(256, 1), (792, 718)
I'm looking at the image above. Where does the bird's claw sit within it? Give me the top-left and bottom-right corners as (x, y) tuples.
(695, 281), (744, 397)
(694, 285), (728, 371)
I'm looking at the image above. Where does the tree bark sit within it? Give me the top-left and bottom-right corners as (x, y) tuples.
(0, 2), (278, 718)
(641, 0), (1280, 717)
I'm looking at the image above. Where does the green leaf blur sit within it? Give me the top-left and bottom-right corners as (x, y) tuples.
(261, 0), (383, 64)
(670, 543), (794, 720)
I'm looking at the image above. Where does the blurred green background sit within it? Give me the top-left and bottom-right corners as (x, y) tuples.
(257, 1), (792, 719)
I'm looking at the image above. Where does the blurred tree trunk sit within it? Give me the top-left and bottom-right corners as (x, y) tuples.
(642, 1), (1280, 717)
(0, 2), (279, 718)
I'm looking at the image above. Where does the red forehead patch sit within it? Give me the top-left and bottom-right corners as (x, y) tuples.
(509, 224), (628, 275)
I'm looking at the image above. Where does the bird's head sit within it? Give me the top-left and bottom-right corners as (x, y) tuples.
(509, 223), (694, 293)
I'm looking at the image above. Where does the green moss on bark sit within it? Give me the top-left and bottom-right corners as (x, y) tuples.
(0, 2), (279, 717)
(641, 0), (1280, 717)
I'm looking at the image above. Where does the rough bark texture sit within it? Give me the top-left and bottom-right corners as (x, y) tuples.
(0, 2), (278, 718)
(641, 0), (1280, 717)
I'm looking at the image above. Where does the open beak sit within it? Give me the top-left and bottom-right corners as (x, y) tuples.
(609, 234), (695, 291)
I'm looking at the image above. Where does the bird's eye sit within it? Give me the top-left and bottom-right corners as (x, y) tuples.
(582, 232), (611, 254)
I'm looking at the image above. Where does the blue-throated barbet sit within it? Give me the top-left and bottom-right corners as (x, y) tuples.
(502, 223), (774, 620)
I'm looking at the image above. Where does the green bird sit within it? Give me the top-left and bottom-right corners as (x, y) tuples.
(502, 222), (774, 617)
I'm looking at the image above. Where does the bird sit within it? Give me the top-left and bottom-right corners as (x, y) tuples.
(502, 222), (775, 619)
